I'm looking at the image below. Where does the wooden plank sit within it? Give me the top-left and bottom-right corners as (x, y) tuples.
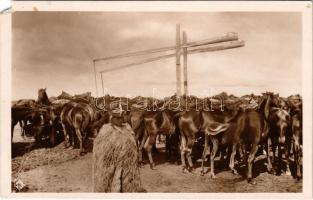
(176, 24), (181, 97)
(99, 40), (245, 73)
(188, 40), (245, 54)
(100, 53), (175, 73)
(93, 32), (239, 62)
(183, 31), (188, 96)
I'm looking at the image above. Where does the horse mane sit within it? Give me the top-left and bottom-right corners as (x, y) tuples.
(258, 93), (271, 120)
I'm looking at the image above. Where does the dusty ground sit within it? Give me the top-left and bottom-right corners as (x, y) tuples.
(12, 127), (302, 193)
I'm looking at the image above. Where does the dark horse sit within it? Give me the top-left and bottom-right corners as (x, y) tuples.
(61, 101), (93, 155)
(11, 106), (34, 141)
(267, 104), (291, 176)
(200, 93), (272, 184)
(139, 110), (177, 169)
(37, 88), (52, 106)
(11, 105), (46, 145)
(12, 99), (36, 137)
(290, 101), (302, 180)
(60, 99), (108, 155)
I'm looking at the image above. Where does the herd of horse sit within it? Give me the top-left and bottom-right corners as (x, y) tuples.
(11, 89), (302, 184)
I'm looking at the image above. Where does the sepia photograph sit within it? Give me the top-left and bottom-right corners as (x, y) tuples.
(1, 1), (312, 198)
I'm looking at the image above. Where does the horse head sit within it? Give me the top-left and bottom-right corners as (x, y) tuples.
(259, 92), (274, 120)
(270, 107), (290, 144)
(37, 88), (51, 105)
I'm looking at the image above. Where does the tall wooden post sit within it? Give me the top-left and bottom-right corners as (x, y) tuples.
(93, 60), (98, 97)
(100, 72), (105, 96)
(183, 31), (188, 96)
(176, 24), (181, 97)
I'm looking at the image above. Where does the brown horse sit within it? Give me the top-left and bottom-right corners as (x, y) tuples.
(267, 107), (291, 176)
(259, 92), (292, 176)
(60, 100), (108, 155)
(60, 101), (78, 148)
(11, 105), (34, 141)
(139, 110), (177, 169)
(61, 101), (95, 155)
(11, 105), (47, 144)
(179, 104), (238, 173)
(290, 101), (302, 180)
(37, 88), (52, 106)
(199, 93), (271, 184)
(12, 99), (36, 137)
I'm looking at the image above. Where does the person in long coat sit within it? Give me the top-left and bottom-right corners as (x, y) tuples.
(92, 104), (145, 192)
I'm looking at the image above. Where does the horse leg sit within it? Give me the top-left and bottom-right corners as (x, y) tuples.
(285, 140), (291, 176)
(294, 139), (302, 180)
(277, 143), (282, 175)
(180, 134), (187, 173)
(226, 145), (232, 165)
(62, 123), (70, 148)
(219, 147), (225, 165)
(75, 128), (84, 156)
(247, 144), (258, 184)
(165, 135), (173, 160)
(209, 136), (218, 179)
(138, 130), (148, 165)
(186, 135), (195, 172)
(82, 129), (87, 154)
(19, 121), (24, 138)
(12, 122), (16, 143)
(200, 133), (209, 176)
(71, 129), (78, 148)
(241, 143), (247, 166)
(144, 133), (157, 169)
(271, 138), (277, 175)
(229, 143), (238, 175)
(266, 137), (273, 173)
(165, 135), (171, 161)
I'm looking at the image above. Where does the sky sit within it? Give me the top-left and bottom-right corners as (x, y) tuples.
(12, 12), (302, 100)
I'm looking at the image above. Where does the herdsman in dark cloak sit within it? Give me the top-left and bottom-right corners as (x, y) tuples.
(92, 103), (145, 192)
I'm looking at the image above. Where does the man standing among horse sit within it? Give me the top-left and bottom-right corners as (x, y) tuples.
(92, 103), (145, 192)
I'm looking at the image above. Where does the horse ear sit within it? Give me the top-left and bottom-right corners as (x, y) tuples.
(44, 88), (46, 91)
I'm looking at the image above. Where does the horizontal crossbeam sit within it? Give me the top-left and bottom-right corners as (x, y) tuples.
(99, 40), (244, 74)
(93, 32), (239, 62)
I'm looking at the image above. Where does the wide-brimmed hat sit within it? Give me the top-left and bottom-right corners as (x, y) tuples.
(111, 102), (125, 117)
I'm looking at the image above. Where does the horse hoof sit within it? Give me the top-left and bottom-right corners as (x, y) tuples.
(286, 170), (291, 176)
(200, 170), (205, 176)
(269, 169), (277, 175)
(150, 163), (155, 170)
(247, 178), (257, 185)
(80, 152), (85, 156)
(232, 169), (238, 175)
(296, 176), (302, 181)
(188, 166), (194, 173)
(210, 173), (216, 179)
(182, 167), (187, 173)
